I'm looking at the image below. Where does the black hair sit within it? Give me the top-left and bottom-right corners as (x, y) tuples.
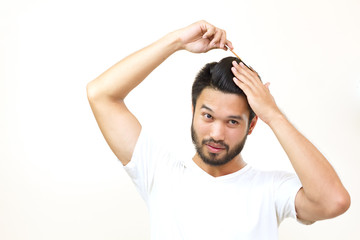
(191, 56), (256, 122)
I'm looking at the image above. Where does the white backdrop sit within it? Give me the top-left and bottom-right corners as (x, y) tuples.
(1, 0), (359, 239)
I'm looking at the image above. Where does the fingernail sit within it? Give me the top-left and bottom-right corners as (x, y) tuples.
(240, 62), (245, 67)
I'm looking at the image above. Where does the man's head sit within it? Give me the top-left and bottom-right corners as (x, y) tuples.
(191, 56), (257, 166)
(191, 56), (256, 121)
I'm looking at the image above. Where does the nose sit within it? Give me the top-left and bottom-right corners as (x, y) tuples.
(210, 121), (225, 141)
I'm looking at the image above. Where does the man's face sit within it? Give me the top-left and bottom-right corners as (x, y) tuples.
(191, 88), (254, 166)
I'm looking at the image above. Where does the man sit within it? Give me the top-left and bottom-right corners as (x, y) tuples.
(87, 20), (350, 239)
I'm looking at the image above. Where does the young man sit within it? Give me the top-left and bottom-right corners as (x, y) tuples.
(87, 20), (350, 239)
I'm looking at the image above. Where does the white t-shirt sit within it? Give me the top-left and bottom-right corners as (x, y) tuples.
(124, 128), (302, 240)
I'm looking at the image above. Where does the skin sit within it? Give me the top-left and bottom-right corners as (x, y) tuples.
(192, 87), (257, 177)
(87, 20), (350, 224)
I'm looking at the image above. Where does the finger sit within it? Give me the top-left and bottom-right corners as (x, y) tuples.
(209, 29), (223, 47)
(231, 61), (255, 86)
(264, 82), (270, 89)
(239, 61), (255, 76)
(233, 76), (252, 95)
(219, 30), (227, 50)
(234, 61), (261, 86)
(231, 67), (257, 93)
(202, 24), (216, 39)
(225, 40), (234, 50)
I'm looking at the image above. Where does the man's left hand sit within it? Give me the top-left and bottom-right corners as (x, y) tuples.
(231, 61), (282, 125)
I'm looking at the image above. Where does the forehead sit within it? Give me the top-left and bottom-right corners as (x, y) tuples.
(196, 88), (250, 117)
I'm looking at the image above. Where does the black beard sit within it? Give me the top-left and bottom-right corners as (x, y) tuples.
(191, 123), (248, 166)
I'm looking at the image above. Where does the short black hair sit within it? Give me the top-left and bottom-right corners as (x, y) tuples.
(191, 56), (256, 122)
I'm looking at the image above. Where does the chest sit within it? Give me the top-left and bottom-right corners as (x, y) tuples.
(148, 168), (278, 239)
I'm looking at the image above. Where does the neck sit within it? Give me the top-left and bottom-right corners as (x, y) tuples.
(192, 154), (247, 177)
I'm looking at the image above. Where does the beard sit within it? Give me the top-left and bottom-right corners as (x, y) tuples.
(191, 123), (248, 166)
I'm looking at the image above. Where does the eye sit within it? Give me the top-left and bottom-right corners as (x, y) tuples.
(203, 113), (213, 120)
(204, 113), (212, 119)
(228, 119), (239, 125)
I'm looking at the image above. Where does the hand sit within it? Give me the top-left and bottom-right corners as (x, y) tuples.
(175, 20), (233, 53)
(231, 61), (283, 125)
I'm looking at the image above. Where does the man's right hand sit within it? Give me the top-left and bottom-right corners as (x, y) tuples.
(87, 20), (232, 165)
(175, 20), (233, 53)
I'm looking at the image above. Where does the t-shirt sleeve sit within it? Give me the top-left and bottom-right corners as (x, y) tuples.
(123, 128), (168, 202)
(273, 171), (302, 224)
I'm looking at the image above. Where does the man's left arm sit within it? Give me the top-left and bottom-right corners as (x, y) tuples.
(231, 61), (350, 223)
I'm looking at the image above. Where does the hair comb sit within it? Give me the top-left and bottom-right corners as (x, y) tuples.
(226, 45), (251, 70)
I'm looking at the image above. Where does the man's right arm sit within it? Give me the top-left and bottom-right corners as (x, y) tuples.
(86, 20), (233, 165)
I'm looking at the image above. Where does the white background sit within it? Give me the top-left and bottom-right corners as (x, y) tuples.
(1, 0), (359, 239)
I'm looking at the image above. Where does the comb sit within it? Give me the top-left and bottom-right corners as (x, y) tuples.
(226, 45), (250, 69)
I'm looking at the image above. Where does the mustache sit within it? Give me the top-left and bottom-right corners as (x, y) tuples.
(202, 138), (229, 151)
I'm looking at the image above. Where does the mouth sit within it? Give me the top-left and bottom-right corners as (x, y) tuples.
(205, 143), (226, 153)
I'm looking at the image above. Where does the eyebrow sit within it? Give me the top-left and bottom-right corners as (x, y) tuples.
(200, 104), (244, 121)
(200, 104), (213, 112)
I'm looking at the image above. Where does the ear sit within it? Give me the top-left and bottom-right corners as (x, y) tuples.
(247, 116), (258, 135)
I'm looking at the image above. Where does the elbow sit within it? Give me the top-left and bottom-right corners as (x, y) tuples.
(325, 189), (351, 218)
(86, 81), (99, 103)
(86, 80), (108, 104)
(334, 190), (351, 216)
(86, 80), (125, 103)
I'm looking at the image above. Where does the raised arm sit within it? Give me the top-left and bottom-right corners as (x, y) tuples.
(87, 20), (233, 165)
(231, 61), (350, 222)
